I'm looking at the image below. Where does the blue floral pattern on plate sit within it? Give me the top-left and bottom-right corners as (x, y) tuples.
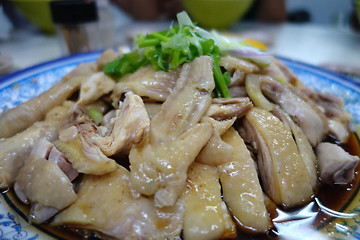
(0, 52), (359, 239)
(0, 212), (38, 240)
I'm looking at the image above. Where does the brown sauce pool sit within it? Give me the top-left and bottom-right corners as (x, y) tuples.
(2, 132), (360, 240)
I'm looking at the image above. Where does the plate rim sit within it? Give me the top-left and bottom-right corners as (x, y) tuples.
(0, 50), (103, 89)
(277, 56), (360, 92)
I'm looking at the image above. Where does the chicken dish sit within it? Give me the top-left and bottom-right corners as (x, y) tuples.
(0, 12), (359, 240)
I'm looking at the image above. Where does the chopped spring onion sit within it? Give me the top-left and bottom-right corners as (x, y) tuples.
(88, 108), (103, 125)
(103, 11), (273, 97)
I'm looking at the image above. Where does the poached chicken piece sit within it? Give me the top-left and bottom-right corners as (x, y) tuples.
(144, 97), (253, 121)
(129, 56), (214, 207)
(196, 117), (235, 166)
(0, 102), (72, 188)
(245, 75), (318, 190)
(52, 165), (184, 240)
(219, 128), (271, 233)
(219, 56), (260, 75)
(300, 87), (352, 143)
(262, 58), (300, 85)
(182, 162), (236, 240)
(0, 63), (96, 138)
(76, 72), (115, 106)
(259, 77), (328, 146)
(246, 74), (328, 146)
(242, 108), (313, 208)
(317, 142), (359, 185)
(54, 121), (118, 175)
(112, 66), (180, 104)
(55, 92), (150, 175)
(273, 108), (318, 191)
(205, 97), (253, 120)
(93, 92), (150, 155)
(15, 139), (77, 224)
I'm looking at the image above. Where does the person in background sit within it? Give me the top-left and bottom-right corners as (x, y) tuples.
(257, 0), (287, 22)
(245, 0), (310, 23)
(112, 0), (183, 20)
(112, 0), (287, 23)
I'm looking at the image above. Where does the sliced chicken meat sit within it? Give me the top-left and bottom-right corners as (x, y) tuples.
(56, 92), (149, 174)
(246, 75), (318, 190)
(261, 58), (300, 86)
(112, 66), (179, 104)
(52, 165), (184, 240)
(28, 204), (59, 224)
(146, 97), (253, 122)
(182, 162), (236, 240)
(76, 72), (115, 106)
(272, 108), (318, 191)
(47, 144), (79, 181)
(0, 102), (72, 188)
(129, 56), (214, 207)
(15, 139), (77, 224)
(218, 127), (271, 233)
(100, 110), (116, 131)
(219, 56), (260, 75)
(258, 76), (327, 146)
(328, 119), (349, 143)
(229, 69), (246, 86)
(300, 87), (351, 122)
(144, 103), (162, 120)
(93, 92), (150, 155)
(245, 74), (274, 112)
(242, 108), (313, 208)
(228, 86), (248, 98)
(300, 87), (352, 143)
(205, 97), (253, 121)
(316, 142), (359, 185)
(196, 117), (235, 166)
(54, 122), (117, 175)
(0, 63), (96, 138)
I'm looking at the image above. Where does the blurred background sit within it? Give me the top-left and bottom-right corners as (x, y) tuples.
(0, 0), (360, 78)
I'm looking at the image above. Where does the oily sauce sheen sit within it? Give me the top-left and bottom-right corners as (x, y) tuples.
(2, 132), (360, 240)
